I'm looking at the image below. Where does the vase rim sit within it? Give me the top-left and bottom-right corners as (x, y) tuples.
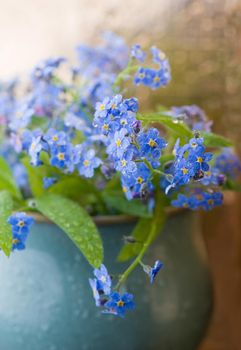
(29, 207), (185, 226)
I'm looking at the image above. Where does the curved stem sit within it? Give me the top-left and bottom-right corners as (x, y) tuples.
(115, 220), (157, 290)
(114, 64), (139, 86)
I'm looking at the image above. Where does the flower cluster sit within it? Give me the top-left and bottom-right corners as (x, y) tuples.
(142, 260), (164, 284)
(132, 45), (171, 89)
(7, 212), (34, 251)
(22, 127), (102, 184)
(89, 264), (135, 318)
(0, 33), (240, 320)
(160, 136), (226, 211)
(171, 191), (223, 211)
(166, 136), (213, 190)
(89, 260), (164, 317)
(94, 94), (167, 201)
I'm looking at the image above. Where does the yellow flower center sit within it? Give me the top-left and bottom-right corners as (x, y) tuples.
(148, 139), (156, 148)
(57, 153), (65, 161)
(137, 177), (143, 184)
(154, 76), (160, 83)
(181, 167), (189, 175)
(197, 157), (203, 163)
(208, 199), (214, 206)
(83, 160), (90, 167)
(52, 135), (58, 141)
(99, 104), (105, 111)
(191, 142), (197, 148)
(30, 142), (37, 150)
(17, 220), (25, 227)
(139, 73), (145, 79)
(117, 300), (124, 307)
(121, 160), (127, 167)
(103, 124), (109, 131)
(100, 276), (106, 283)
(12, 238), (19, 245)
(116, 138), (121, 147)
(111, 103), (117, 109)
(122, 187), (127, 193)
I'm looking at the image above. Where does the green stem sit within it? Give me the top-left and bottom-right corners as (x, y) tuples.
(115, 220), (157, 290)
(114, 64), (139, 86)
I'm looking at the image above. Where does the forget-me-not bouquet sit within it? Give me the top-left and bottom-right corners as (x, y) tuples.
(0, 32), (240, 318)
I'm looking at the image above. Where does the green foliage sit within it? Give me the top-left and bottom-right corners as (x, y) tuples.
(22, 157), (47, 197)
(102, 190), (152, 218)
(0, 191), (13, 256)
(35, 194), (103, 267)
(137, 112), (192, 140)
(0, 156), (22, 199)
(118, 194), (166, 262)
(30, 116), (49, 129)
(201, 132), (233, 148)
(224, 179), (241, 192)
(49, 177), (99, 205)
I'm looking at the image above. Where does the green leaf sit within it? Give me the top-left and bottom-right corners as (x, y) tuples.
(117, 218), (151, 261)
(201, 132), (233, 148)
(22, 157), (48, 197)
(0, 191), (13, 256)
(35, 194), (103, 267)
(224, 179), (241, 192)
(49, 177), (97, 204)
(137, 112), (192, 139)
(0, 157), (22, 199)
(102, 191), (151, 218)
(117, 194), (166, 262)
(30, 116), (48, 129)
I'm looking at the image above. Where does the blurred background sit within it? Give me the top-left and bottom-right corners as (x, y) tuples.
(0, 0), (240, 349)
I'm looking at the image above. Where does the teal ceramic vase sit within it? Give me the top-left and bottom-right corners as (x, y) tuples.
(0, 210), (212, 350)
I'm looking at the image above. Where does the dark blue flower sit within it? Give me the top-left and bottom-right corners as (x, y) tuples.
(200, 191), (223, 211)
(8, 213), (34, 251)
(134, 67), (155, 87)
(137, 128), (167, 159)
(8, 212), (34, 235)
(123, 97), (139, 113)
(104, 292), (135, 318)
(172, 158), (196, 187)
(143, 260), (164, 284)
(188, 147), (213, 172)
(171, 193), (199, 210)
(50, 144), (74, 171)
(43, 177), (57, 189)
(171, 191), (223, 211)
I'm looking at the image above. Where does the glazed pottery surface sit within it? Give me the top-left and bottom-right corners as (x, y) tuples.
(0, 211), (212, 350)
